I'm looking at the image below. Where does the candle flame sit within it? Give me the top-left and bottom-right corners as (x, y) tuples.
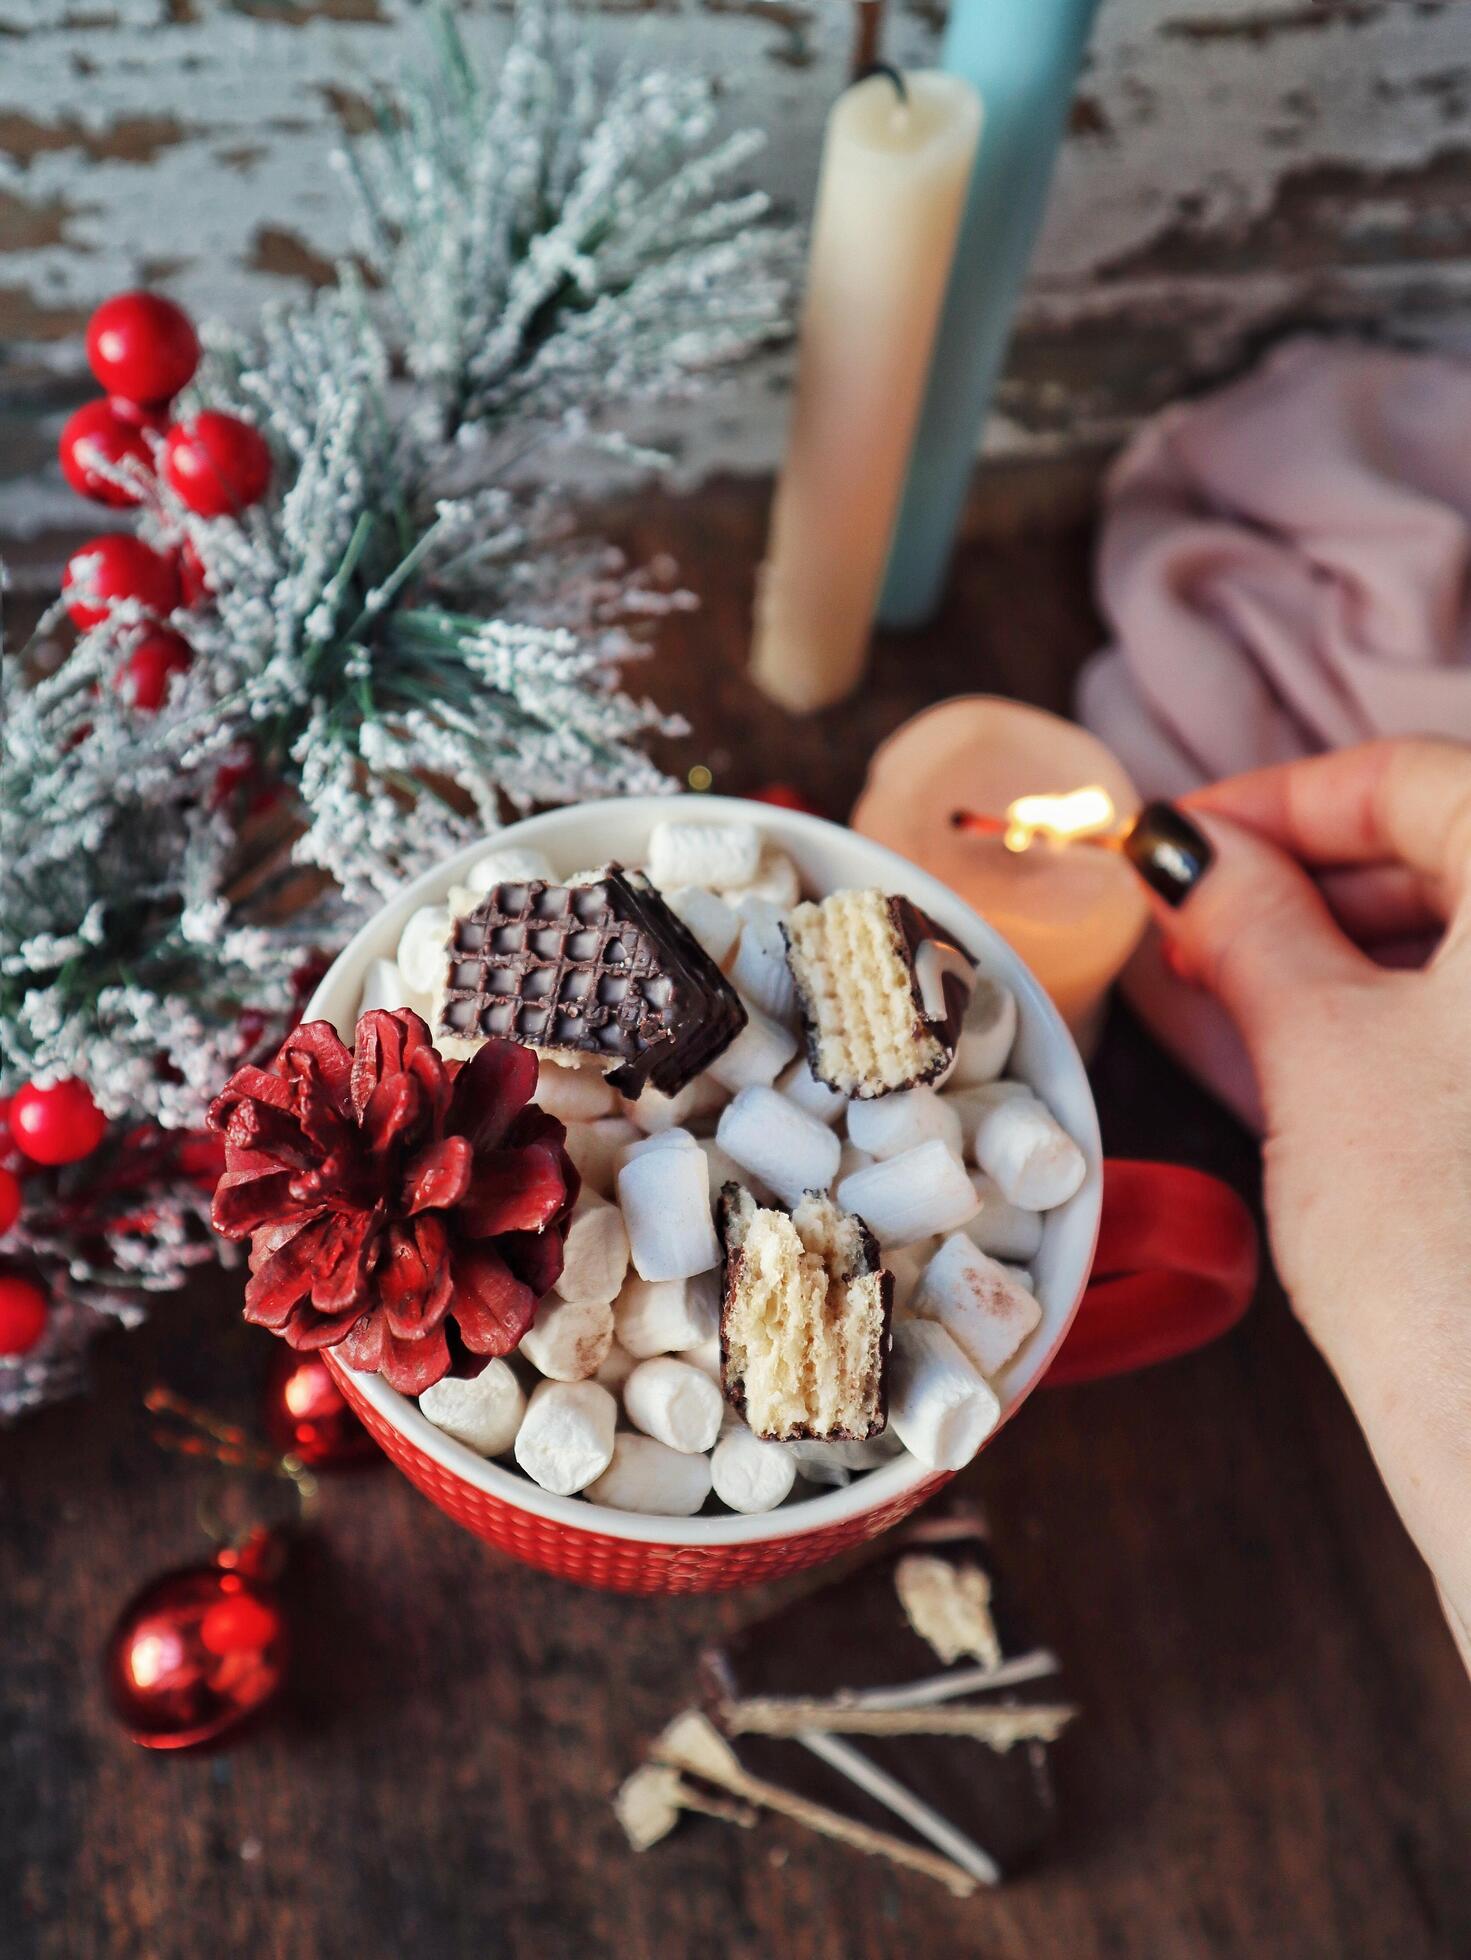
(1002, 785), (1117, 853)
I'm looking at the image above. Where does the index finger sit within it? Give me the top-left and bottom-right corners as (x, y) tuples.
(1185, 739), (1471, 905)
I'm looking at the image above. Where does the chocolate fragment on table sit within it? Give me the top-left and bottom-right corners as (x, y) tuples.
(436, 866), (745, 1097)
(783, 888), (975, 1099)
(719, 1184), (892, 1443)
(699, 1513), (1069, 1882)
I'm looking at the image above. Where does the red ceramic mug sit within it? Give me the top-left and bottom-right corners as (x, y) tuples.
(309, 798), (1255, 1594)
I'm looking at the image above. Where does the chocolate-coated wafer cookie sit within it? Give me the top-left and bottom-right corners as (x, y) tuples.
(437, 867), (745, 1097)
(783, 889), (975, 1099)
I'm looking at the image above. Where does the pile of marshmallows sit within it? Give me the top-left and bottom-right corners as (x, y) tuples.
(359, 818), (1087, 1519)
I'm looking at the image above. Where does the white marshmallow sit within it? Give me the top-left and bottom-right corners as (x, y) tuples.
(512, 1379), (618, 1494)
(836, 1139), (979, 1246)
(519, 1294), (616, 1382)
(356, 957), (420, 1021)
(732, 847), (803, 913)
(623, 1356), (725, 1454)
(789, 1433), (903, 1485)
(716, 1086), (842, 1208)
(694, 1136), (760, 1208)
(465, 845), (556, 893)
(964, 1174), (1045, 1262)
(711, 1426), (797, 1513)
(624, 1074), (727, 1134)
(707, 1001), (798, 1092)
(395, 903), (451, 995)
(884, 1236), (939, 1308)
(949, 976), (1018, 1087)
(847, 1086), (963, 1162)
(888, 1320), (1000, 1471)
(648, 820), (761, 892)
(683, 1331), (724, 1382)
(586, 1434), (714, 1516)
(618, 1138), (720, 1280)
(618, 1125), (700, 1171)
(727, 901), (797, 1023)
(595, 1342), (638, 1394)
(534, 1060), (618, 1124)
(562, 1116), (639, 1198)
(912, 1233), (1043, 1378)
(777, 1056), (847, 1128)
(1002, 1264), (1035, 1292)
(418, 1361), (525, 1458)
(837, 1142), (875, 1183)
(974, 1095), (1086, 1210)
(663, 886), (742, 965)
(553, 1192), (630, 1305)
(943, 1080), (1030, 1158)
(615, 1270), (720, 1359)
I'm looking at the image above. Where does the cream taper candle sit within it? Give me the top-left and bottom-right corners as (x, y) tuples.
(750, 70), (982, 716)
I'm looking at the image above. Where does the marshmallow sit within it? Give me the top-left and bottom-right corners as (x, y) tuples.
(706, 1001), (799, 1092)
(624, 1356), (725, 1454)
(535, 1060), (619, 1124)
(949, 976), (1018, 1087)
(618, 1137), (720, 1280)
(683, 1331), (724, 1382)
(888, 1320), (1000, 1471)
(395, 903), (451, 995)
(777, 1056), (847, 1128)
(356, 957), (419, 1022)
(711, 1425), (797, 1513)
(519, 1293), (616, 1382)
(847, 1086), (963, 1162)
(553, 1192), (630, 1305)
(789, 1432), (903, 1486)
(586, 1434), (714, 1516)
(836, 1142), (875, 1183)
(512, 1379), (618, 1494)
(648, 820), (761, 892)
(663, 886), (742, 965)
(615, 1270), (720, 1359)
(912, 1233), (1043, 1377)
(624, 1074), (728, 1134)
(732, 847), (802, 913)
(836, 1140), (979, 1246)
(618, 1125), (700, 1171)
(942, 1080), (1030, 1157)
(963, 1174), (1044, 1262)
(694, 1136), (762, 1207)
(884, 1236), (939, 1308)
(973, 1095), (1086, 1210)
(465, 845), (556, 893)
(595, 1342), (638, 1394)
(562, 1116), (639, 1198)
(418, 1361), (525, 1458)
(727, 900), (798, 1023)
(716, 1086), (842, 1208)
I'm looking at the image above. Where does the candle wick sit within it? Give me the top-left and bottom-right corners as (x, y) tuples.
(853, 61), (908, 107)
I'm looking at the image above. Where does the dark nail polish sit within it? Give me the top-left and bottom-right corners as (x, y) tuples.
(1124, 802), (1215, 908)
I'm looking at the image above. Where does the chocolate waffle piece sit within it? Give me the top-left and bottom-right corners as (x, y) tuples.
(436, 867), (745, 1097)
(783, 890), (975, 1099)
(719, 1185), (892, 1442)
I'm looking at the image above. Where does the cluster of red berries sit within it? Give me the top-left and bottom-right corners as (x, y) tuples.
(57, 292), (273, 712)
(0, 1079), (113, 1360)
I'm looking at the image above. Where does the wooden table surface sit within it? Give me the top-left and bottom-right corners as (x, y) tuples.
(4, 477), (1468, 1960)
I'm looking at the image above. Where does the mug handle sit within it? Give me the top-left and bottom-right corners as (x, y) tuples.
(1044, 1160), (1259, 1387)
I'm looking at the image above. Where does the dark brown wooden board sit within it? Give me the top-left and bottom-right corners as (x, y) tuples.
(4, 478), (1468, 1960)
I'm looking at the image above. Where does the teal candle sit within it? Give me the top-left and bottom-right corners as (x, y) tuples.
(878, 0), (1103, 629)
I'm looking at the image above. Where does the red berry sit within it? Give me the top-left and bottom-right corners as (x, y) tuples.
(114, 628), (193, 711)
(177, 537), (212, 607)
(86, 292), (199, 406)
(62, 534), (180, 630)
(9, 1079), (108, 1166)
(751, 782), (820, 814)
(58, 399), (159, 507)
(0, 1169), (20, 1236)
(0, 1275), (49, 1357)
(163, 412), (271, 517)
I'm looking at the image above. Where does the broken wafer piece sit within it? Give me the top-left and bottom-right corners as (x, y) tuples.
(783, 890), (975, 1099)
(719, 1185), (892, 1442)
(436, 867), (745, 1096)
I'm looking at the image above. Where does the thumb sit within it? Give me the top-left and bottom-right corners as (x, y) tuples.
(1160, 811), (1369, 1069)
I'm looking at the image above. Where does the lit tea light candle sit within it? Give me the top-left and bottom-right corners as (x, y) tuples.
(851, 697), (1152, 1056)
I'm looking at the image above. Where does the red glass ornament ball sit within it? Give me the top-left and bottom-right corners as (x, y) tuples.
(8, 1078), (108, 1166)
(104, 1543), (287, 1750)
(262, 1348), (378, 1468)
(58, 399), (160, 508)
(62, 535), (180, 631)
(163, 412), (271, 518)
(86, 292), (199, 407)
(176, 538), (211, 608)
(0, 1169), (21, 1236)
(0, 1274), (49, 1356)
(750, 782), (821, 814)
(114, 628), (193, 711)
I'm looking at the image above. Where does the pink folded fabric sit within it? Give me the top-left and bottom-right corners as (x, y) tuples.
(1076, 337), (1471, 1126)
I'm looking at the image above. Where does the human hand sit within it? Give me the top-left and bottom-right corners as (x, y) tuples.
(1157, 740), (1471, 1669)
